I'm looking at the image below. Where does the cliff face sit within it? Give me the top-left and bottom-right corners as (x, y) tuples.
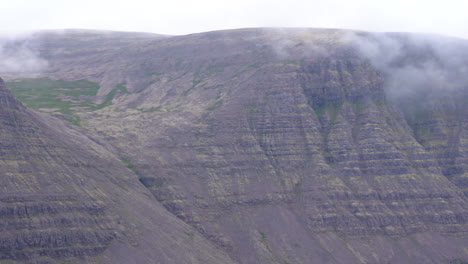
(0, 78), (236, 264)
(2, 28), (468, 263)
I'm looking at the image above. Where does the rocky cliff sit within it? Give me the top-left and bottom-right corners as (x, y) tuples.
(2, 28), (468, 263)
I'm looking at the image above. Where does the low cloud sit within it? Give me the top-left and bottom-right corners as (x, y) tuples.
(0, 34), (48, 74)
(263, 28), (330, 60)
(347, 32), (468, 102)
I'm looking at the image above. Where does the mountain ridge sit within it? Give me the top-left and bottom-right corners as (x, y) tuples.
(1, 27), (468, 263)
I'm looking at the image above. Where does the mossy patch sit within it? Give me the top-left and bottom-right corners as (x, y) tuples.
(207, 99), (223, 111)
(120, 156), (144, 178)
(7, 77), (101, 126)
(7, 78), (132, 125)
(94, 82), (129, 110)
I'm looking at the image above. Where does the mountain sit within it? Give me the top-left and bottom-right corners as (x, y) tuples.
(2, 28), (468, 263)
(0, 78), (236, 264)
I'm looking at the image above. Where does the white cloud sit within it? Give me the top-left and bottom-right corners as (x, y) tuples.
(0, 37), (48, 73)
(0, 0), (467, 38)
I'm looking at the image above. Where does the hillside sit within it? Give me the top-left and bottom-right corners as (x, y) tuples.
(2, 28), (468, 263)
(0, 77), (236, 264)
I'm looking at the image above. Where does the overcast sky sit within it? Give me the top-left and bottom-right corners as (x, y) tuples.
(1, 0), (467, 39)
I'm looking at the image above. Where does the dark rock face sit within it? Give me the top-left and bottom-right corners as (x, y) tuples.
(2, 29), (468, 263)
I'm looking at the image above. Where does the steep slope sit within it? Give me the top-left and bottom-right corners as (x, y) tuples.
(0, 77), (236, 264)
(3, 28), (468, 263)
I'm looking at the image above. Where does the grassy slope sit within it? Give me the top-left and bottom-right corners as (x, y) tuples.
(7, 78), (128, 125)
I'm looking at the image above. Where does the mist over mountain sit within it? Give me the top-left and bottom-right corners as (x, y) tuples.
(0, 28), (467, 264)
(0, 35), (47, 73)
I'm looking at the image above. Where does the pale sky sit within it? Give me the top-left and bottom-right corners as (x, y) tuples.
(1, 0), (467, 39)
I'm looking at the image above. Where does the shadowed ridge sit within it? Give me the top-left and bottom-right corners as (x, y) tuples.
(0, 76), (23, 111)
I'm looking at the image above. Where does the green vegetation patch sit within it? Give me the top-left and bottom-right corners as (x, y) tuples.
(120, 156), (144, 178)
(7, 77), (101, 125)
(314, 103), (342, 121)
(8, 77), (100, 109)
(94, 82), (129, 110)
(206, 99), (223, 111)
(7, 78), (131, 125)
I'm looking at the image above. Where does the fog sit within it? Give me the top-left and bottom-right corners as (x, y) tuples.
(1, 0), (467, 38)
(263, 28), (331, 59)
(347, 32), (468, 102)
(0, 35), (48, 73)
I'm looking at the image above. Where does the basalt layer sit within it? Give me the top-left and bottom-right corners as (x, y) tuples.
(2, 28), (468, 263)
